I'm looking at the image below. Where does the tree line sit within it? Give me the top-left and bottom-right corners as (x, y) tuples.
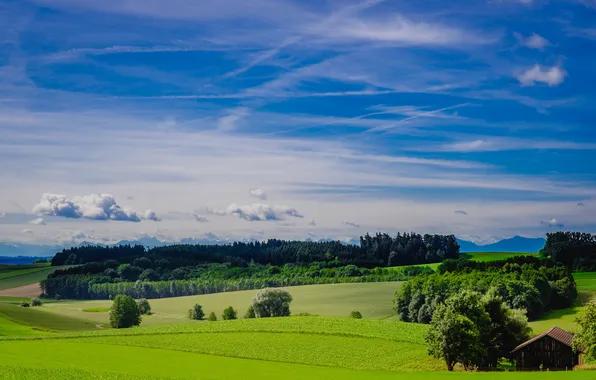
(51, 232), (459, 269)
(394, 256), (577, 323)
(41, 264), (431, 300)
(541, 231), (596, 271)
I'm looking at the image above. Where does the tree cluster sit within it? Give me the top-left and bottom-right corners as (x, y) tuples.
(51, 233), (459, 269)
(426, 290), (531, 371)
(541, 231), (596, 271)
(394, 257), (577, 323)
(41, 263), (430, 300)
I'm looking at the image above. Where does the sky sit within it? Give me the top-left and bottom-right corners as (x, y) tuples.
(1, 0), (596, 246)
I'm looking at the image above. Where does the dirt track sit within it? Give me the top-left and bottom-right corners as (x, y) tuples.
(0, 283), (42, 298)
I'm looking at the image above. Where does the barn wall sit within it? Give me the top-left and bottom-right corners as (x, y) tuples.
(515, 336), (579, 370)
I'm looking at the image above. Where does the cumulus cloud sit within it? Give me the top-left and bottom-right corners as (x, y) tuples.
(344, 220), (360, 228)
(541, 218), (564, 228)
(28, 217), (46, 225)
(249, 188), (267, 200)
(454, 210), (468, 215)
(224, 203), (304, 221)
(32, 193), (158, 222)
(143, 210), (160, 221)
(514, 32), (551, 50)
(517, 65), (566, 86)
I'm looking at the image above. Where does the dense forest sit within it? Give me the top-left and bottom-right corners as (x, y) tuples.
(394, 256), (577, 322)
(42, 231), (456, 299)
(541, 231), (596, 271)
(51, 233), (460, 268)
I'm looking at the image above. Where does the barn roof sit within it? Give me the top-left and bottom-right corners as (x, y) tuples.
(512, 326), (581, 353)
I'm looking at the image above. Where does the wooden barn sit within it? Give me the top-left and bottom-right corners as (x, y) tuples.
(511, 326), (584, 371)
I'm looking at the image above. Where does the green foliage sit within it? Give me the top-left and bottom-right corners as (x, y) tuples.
(207, 312), (217, 321)
(424, 290), (531, 370)
(20, 301), (30, 308)
(136, 298), (151, 315)
(349, 311), (362, 319)
(250, 288), (293, 318)
(573, 302), (596, 360)
(30, 298), (43, 307)
(395, 257), (576, 322)
(188, 304), (204, 320)
(222, 306), (237, 320)
(82, 307), (110, 313)
(244, 306), (256, 319)
(109, 295), (141, 329)
(542, 231), (596, 270)
(426, 304), (483, 371)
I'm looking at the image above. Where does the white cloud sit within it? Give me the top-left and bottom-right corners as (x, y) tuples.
(454, 210), (468, 215)
(249, 188), (267, 200)
(514, 32), (551, 50)
(225, 203), (304, 221)
(517, 65), (566, 86)
(308, 220), (316, 226)
(32, 193), (157, 222)
(344, 220), (360, 228)
(325, 15), (491, 46)
(28, 217), (46, 225)
(217, 107), (249, 131)
(143, 210), (160, 221)
(419, 138), (596, 152)
(22, 229), (33, 234)
(0, 212), (5, 218)
(540, 218), (564, 228)
(577, 202), (585, 207)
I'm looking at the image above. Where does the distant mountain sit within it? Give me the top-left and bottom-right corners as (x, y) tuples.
(456, 236), (545, 253)
(0, 243), (63, 258)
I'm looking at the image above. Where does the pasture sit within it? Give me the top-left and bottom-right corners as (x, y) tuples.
(463, 251), (537, 262)
(41, 282), (402, 326)
(0, 263), (70, 291)
(0, 317), (595, 379)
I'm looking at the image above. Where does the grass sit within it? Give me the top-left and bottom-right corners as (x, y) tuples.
(0, 265), (71, 290)
(0, 303), (106, 333)
(43, 282), (402, 327)
(462, 252), (537, 262)
(83, 307), (111, 313)
(0, 317), (595, 379)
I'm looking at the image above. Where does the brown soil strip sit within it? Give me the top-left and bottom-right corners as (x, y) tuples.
(0, 283), (42, 298)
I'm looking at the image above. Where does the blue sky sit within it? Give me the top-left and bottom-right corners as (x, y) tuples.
(1, 0), (595, 245)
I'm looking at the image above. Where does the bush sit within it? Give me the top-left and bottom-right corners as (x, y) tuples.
(54, 294), (62, 300)
(136, 298), (152, 315)
(349, 310), (362, 319)
(250, 288), (293, 318)
(222, 306), (237, 320)
(208, 312), (218, 321)
(244, 305), (256, 319)
(109, 294), (142, 328)
(188, 303), (205, 320)
(30, 297), (43, 307)
(20, 301), (30, 308)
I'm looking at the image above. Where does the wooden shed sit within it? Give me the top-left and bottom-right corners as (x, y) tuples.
(511, 326), (584, 371)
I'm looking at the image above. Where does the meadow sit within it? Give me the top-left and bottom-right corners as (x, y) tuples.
(0, 317), (595, 379)
(0, 263), (70, 291)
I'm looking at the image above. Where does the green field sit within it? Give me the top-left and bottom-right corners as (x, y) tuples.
(462, 252), (537, 262)
(0, 264), (70, 290)
(0, 303), (102, 334)
(40, 282), (401, 327)
(0, 317), (594, 379)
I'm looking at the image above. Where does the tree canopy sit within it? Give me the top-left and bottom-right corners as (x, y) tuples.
(109, 294), (141, 328)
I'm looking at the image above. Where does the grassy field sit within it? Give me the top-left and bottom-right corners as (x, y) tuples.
(0, 303), (102, 334)
(0, 264), (70, 291)
(462, 252), (537, 262)
(0, 317), (595, 379)
(40, 282), (401, 327)
(528, 272), (596, 333)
